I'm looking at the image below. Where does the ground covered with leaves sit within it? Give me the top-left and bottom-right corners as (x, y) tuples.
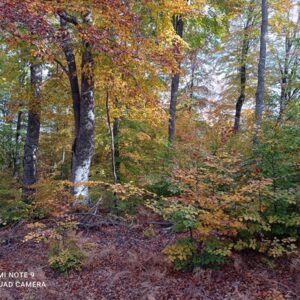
(0, 213), (299, 300)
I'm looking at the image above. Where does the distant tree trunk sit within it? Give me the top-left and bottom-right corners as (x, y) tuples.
(106, 93), (120, 184)
(168, 15), (184, 144)
(233, 22), (251, 133)
(278, 35), (291, 121)
(113, 118), (121, 183)
(253, 0), (268, 144)
(188, 53), (196, 112)
(13, 110), (23, 181)
(60, 148), (66, 179)
(278, 10), (300, 120)
(22, 64), (42, 202)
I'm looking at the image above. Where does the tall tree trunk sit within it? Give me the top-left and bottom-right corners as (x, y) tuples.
(278, 35), (291, 120)
(72, 11), (95, 205)
(59, 12), (95, 205)
(188, 53), (196, 112)
(168, 15), (184, 144)
(13, 110), (23, 180)
(22, 64), (42, 202)
(253, 0), (268, 144)
(234, 1), (255, 133)
(59, 16), (81, 152)
(233, 26), (251, 133)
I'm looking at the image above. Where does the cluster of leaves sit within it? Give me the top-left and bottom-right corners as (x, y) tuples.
(48, 238), (86, 273)
(0, 176), (29, 226)
(147, 148), (300, 269)
(163, 238), (197, 271)
(28, 177), (154, 218)
(0, 200), (29, 227)
(24, 218), (95, 272)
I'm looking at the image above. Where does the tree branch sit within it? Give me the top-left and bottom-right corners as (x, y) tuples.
(54, 58), (70, 77)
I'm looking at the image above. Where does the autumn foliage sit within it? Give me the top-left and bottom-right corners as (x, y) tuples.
(0, 1), (299, 298)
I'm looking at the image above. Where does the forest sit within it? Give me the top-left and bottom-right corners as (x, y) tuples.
(0, 0), (299, 299)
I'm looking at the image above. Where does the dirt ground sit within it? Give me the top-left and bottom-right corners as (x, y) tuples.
(0, 217), (299, 300)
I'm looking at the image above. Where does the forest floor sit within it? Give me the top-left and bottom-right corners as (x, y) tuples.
(0, 210), (299, 300)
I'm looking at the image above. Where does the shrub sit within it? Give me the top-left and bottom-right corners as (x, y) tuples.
(48, 239), (86, 272)
(163, 238), (231, 271)
(147, 151), (300, 270)
(147, 177), (181, 197)
(0, 200), (29, 226)
(24, 218), (94, 273)
(199, 238), (232, 268)
(0, 189), (15, 200)
(163, 238), (196, 271)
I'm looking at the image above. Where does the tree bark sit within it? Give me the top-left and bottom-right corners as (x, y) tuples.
(278, 35), (292, 120)
(253, 0), (268, 144)
(105, 93), (120, 184)
(59, 16), (81, 142)
(13, 110), (23, 181)
(168, 15), (184, 144)
(59, 12), (95, 205)
(233, 20), (252, 133)
(72, 11), (95, 205)
(72, 45), (94, 204)
(188, 53), (196, 112)
(112, 118), (120, 183)
(22, 64), (42, 202)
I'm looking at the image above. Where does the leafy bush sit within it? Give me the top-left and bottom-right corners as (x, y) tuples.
(199, 238), (231, 269)
(48, 239), (86, 272)
(0, 200), (29, 226)
(163, 237), (230, 271)
(32, 179), (74, 218)
(163, 238), (196, 271)
(148, 177), (181, 197)
(0, 189), (15, 200)
(148, 150), (300, 270)
(147, 199), (199, 232)
(24, 218), (95, 273)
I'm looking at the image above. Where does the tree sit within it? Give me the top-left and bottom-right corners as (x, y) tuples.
(253, 0), (268, 144)
(168, 15), (184, 145)
(58, 10), (95, 205)
(22, 63), (43, 202)
(105, 93), (121, 184)
(269, 0), (300, 120)
(12, 110), (23, 180)
(233, 0), (256, 133)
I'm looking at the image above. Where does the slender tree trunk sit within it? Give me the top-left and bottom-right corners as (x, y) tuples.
(113, 118), (120, 183)
(188, 54), (196, 112)
(233, 29), (250, 133)
(22, 64), (42, 202)
(253, 0), (268, 144)
(278, 35), (291, 120)
(72, 11), (95, 205)
(105, 92), (120, 184)
(60, 148), (66, 179)
(234, 2), (256, 133)
(168, 15), (184, 144)
(13, 110), (23, 180)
